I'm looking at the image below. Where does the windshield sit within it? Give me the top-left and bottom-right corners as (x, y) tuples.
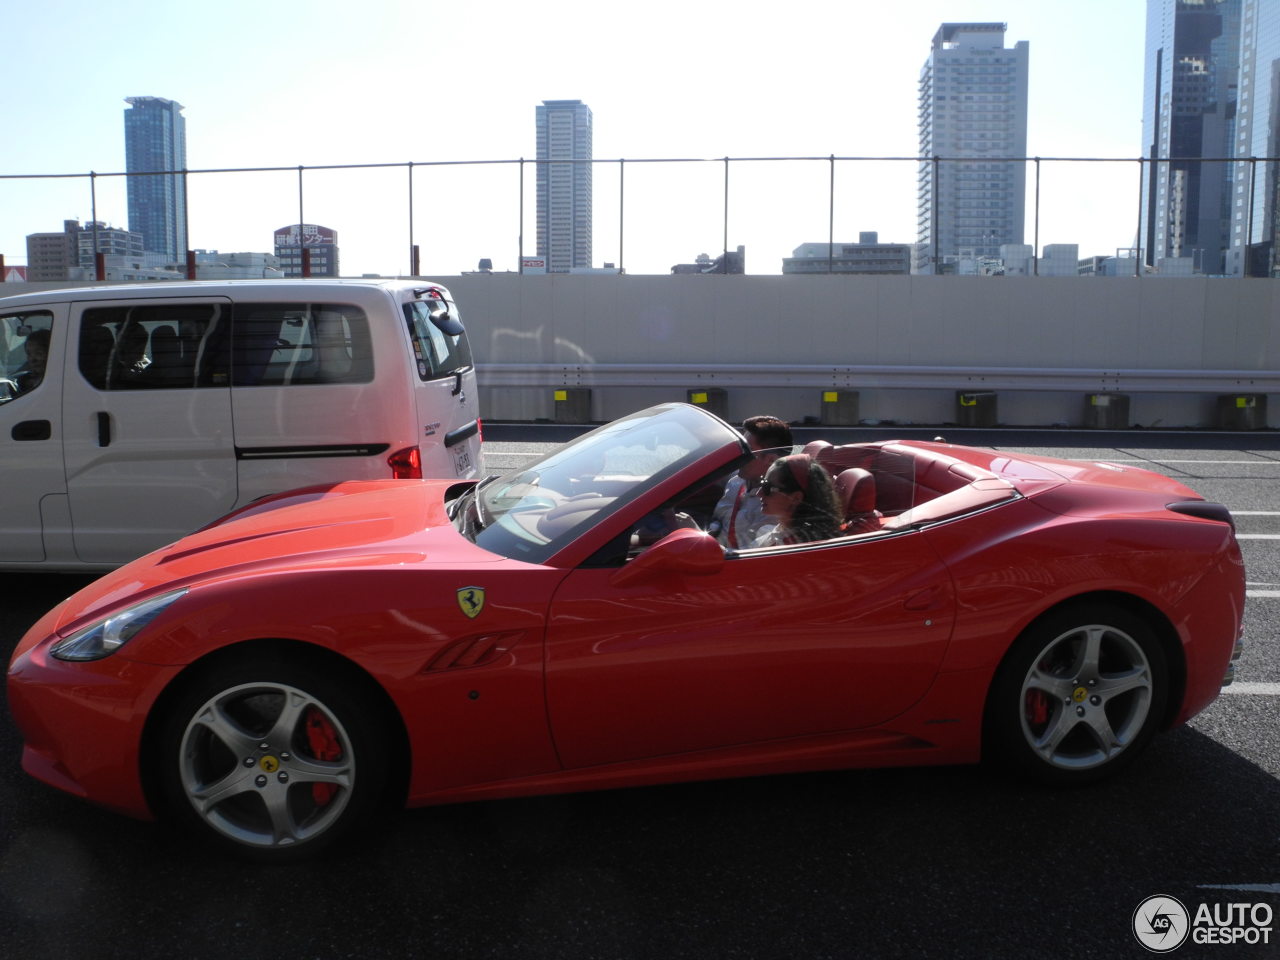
(458, 404), (739, 564)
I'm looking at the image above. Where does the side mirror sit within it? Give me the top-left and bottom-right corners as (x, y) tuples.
(426, 298), (464, 335)
(610, 528), (725, 587)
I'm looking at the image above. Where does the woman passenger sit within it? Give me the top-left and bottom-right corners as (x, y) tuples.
(753, 454), (841, 546)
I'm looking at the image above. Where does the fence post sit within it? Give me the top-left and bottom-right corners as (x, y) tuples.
(1033, 157), (1041, 276)
(828, 154), (835, 274)
(722, 157), (730, 273)
(931, 156), (940, 272)
(407, 161), (415, 277)
(1135, 157), (1145, 278)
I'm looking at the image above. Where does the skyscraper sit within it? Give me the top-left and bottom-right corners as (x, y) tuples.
(536, 100), (592, 272)
(124, 96), (188, 263)
(1227, 0), (1280, 276)
(916, 23), (1029, 274)
(1141, 0), (1241, 274)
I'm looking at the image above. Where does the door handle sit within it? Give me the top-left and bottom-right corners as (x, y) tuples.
(96, 411), (112, 447)
(12, 419), (52, 442)
(904, 585), (946, 611)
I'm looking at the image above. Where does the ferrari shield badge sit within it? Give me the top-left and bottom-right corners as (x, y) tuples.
(457, 586), (486, 619)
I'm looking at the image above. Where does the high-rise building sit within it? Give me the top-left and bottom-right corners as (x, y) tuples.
(24, 220), (144, 281)
(536, 100), (593, 272)
(24, 231), (76, 282)
(124, 96), (188, 262)
(273, 224), (340, 277)
(1227, 0), (1280, 276)
(1141, 0), (1241, 275)
(916, 23), (1029, 274)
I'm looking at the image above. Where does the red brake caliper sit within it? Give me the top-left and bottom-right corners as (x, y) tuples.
(1025, 689), (1050, 728)
(304, 707), (343, 806)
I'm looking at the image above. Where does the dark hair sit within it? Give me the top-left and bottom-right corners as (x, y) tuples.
(742, 415), (793, 449)
(765, 454), (840, 542)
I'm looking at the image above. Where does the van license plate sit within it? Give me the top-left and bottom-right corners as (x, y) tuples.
(452, 443), (473, 476)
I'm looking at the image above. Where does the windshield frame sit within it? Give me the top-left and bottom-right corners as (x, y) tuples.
(457, 403), (742, 566)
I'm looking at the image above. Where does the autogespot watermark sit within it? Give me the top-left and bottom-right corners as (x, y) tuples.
(1133, 895), (1274, 952)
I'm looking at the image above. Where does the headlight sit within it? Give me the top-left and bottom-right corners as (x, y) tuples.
(50, 589), (188, 662)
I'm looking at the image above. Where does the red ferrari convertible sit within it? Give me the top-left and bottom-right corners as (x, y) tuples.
(7, 403), (1244, 860)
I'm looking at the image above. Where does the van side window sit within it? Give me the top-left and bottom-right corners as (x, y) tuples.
(0, 312), (54, 403)
(404, 296), (473, 381)
(79, 304), (230, 391)
(232, 303), (373, 386)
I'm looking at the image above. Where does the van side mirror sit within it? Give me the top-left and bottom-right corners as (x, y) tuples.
(425, 299), (464, 336)
(610, 528), (725, 587)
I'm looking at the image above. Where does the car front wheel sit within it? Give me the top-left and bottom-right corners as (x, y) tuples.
(986, 603), (1169, 785)
(157, 657), (390, 861)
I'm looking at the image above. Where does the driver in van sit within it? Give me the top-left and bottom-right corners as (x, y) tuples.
(15, 328), (50, 395)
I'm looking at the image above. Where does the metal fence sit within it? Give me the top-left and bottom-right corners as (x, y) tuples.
(3, 154), (1277, 278)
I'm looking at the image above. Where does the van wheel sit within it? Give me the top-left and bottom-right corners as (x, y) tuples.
(985, 603), (1168, 785)
(157, 656), (390, 861)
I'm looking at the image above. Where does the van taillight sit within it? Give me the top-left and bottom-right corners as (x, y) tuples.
(477, 418), (483, 443)
(388, 445), (422, 479)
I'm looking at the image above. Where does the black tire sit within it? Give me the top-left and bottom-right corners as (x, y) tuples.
(984, 602), (1168, 785)
(155, 654), (391, 862)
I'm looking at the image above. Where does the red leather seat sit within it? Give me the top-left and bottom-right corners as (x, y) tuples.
(834, 467), (881, 533)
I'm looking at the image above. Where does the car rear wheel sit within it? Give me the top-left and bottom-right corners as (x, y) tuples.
(157, 657), (389, 861)
(986, 603), (1168, 785)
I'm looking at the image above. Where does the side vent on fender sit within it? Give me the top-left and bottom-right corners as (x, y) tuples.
(1166, 500), (1235, 531)
(424, 632), (524, 672)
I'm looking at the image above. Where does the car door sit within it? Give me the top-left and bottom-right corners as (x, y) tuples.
(0, 305), (64, 563)
(62, 297), (236, 564)
(543, 531), (956, 769)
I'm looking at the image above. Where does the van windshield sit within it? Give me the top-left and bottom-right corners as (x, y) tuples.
(404, 294), (472, 381)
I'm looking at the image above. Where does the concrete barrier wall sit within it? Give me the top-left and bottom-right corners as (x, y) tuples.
(444, 274), (1279, 428)
(7, 274), (1277, 427)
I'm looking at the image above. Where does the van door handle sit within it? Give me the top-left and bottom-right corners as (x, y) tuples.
(12, 420), (52, 442)
(96, 411), (112, 447)
(451, 370), (463, 396)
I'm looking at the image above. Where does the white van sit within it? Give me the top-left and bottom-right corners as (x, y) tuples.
(0, 278), (483, 570)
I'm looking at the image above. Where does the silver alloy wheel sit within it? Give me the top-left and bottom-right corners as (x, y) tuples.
(178, 681), (355, 849)
(1018, 622), (1155, 771)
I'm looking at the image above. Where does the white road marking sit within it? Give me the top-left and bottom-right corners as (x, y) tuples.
(1198, 883), (1280, 894)
(1237, 534), (1280, 540)
(1248, 590), (1280, 598)
(1065, 458), (1280, 465)
(1220, 683), (1280, 695)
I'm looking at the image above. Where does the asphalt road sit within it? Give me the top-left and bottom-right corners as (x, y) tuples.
(1, 429), (1277, 960)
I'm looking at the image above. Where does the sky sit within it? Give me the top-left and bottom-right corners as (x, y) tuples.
(2, 0), (1149, 277)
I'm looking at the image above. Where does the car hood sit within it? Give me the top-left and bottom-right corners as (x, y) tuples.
(48, 480), (497, 634)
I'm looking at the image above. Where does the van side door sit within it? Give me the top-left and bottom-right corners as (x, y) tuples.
(62, 297), (236, 564)
(0, 305), (64, 564)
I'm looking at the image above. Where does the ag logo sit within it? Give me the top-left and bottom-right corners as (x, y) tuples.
(1133, 895), (1190, 952)
(457, 586), (485, 619)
